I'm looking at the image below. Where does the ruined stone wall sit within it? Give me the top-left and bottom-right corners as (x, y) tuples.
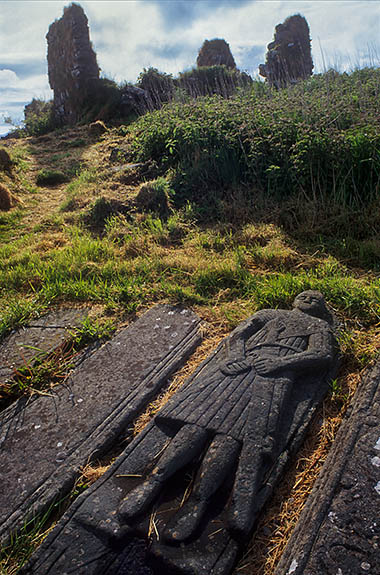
(46, 3), (99, 124)
(197, 38), (236, 69)
(259, 14), (313, 88)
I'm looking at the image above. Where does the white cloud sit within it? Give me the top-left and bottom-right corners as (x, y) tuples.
(0, 69), (19, 87)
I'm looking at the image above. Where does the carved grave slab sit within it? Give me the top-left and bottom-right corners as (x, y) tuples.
(276, 360), (380, 575)
(25, 292), (339, 575)
(0, 305), (201, 543)
(0, 308), (87, 385)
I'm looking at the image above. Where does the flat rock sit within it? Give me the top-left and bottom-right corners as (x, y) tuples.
(25, 292), (339, 575)
(0, 308), (87, 384)
(0, 305), (201, 543)
(275, 360), (380, 575)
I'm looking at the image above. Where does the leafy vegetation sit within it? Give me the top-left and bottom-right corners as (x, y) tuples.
(129, 68), (380, 225)
(23, 98), (55, 136)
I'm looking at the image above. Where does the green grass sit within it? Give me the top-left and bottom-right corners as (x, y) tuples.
(60, 168), (99, 211)
(1, 213), (379, 338)
(0, 209), (24, 243)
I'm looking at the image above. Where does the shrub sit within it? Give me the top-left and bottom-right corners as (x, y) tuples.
(82, 78), (123, 122)
(178, 65), (251, 98)
(135, 177), (173, 217)
(24, 99), (55, 136)
(137, 67), (175, 110)
(88, 120), (107, 137)
(84, 197), (130, 230)
(128, 68), (380, 212)
(0, 149), (13, 172)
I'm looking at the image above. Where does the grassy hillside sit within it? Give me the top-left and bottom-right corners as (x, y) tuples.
(0, 68), (379, 574)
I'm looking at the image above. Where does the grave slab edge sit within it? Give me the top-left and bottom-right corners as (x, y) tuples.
(275, 360), (380, 575)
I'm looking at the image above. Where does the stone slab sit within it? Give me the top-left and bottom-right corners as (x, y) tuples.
(25, 292), (339, 575)
(0, 308), (87, 384)
(275, 360), (380, 575)
(0, 305), (201, 543)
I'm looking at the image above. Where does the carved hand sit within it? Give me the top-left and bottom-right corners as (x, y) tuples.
(220, 358), (252, 375)
(250, 354), (281, 376)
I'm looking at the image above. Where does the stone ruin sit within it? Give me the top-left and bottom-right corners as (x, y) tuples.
(259, 14), (313, 88)
(197, 38), (236, 68)
(46, 3), (100, 125)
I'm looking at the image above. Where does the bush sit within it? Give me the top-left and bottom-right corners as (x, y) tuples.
(178, 65), (252, 98)
(84, 197), (130, 230)
(82, 78), (123, 122)
(128, 68), (380, 211)
(24, 99), (55, 136)
(0, 149), (13, 172)
(135, 178), (173, 217)
(137, 67), (175, 110)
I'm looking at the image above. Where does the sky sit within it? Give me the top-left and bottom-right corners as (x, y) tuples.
(0, 0), (379, 133)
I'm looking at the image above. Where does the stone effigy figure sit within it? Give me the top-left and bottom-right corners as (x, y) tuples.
(118, 292), (337, 541)
(24, 291), (338, 575)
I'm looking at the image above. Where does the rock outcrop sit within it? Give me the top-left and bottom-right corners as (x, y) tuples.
(259, 14), (313, 88)
(197, 38), (236, 68)
(46, 3), (99, 125)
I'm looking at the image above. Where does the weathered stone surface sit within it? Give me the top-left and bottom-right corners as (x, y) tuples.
(259, 14), (313, 88)
(0, 305), (201, 543)
(0, 308), (87, 385)
(276, 361), (380, 575)
(25, 292), (339, 575)
(46, 3), (99, 124)
(197, 38), (236, 68)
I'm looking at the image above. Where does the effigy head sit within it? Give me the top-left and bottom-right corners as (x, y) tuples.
(293, 290), (332, 322)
